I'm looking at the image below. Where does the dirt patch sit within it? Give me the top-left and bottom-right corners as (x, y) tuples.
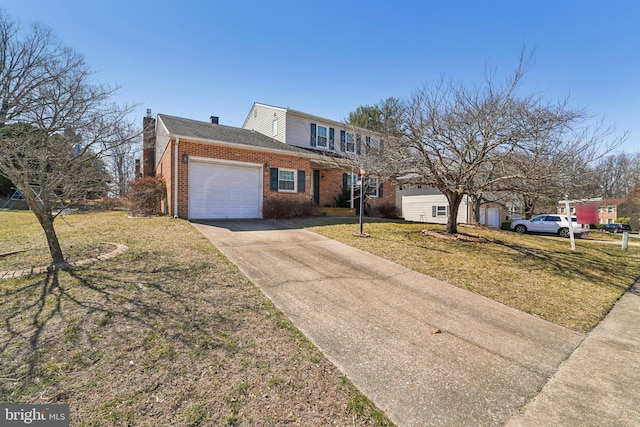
(422, 228), (490, 243)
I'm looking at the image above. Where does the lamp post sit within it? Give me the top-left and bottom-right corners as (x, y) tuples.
(564, 194), (576, 252)
(353, 164), (370, 237)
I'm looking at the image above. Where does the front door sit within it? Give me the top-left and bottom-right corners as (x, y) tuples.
(313, 170), (320, 205)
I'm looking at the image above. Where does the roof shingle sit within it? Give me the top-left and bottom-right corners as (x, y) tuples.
(158, 114), (309, 155)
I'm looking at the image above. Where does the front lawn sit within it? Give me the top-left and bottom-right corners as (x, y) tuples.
(0, 211), (391, 426)
(289, 218), (640, 333)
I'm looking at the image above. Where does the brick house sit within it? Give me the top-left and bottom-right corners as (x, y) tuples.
(557, 198), (627, 225)
(146, 111), (395, 219)
(242, 102), (389, 208)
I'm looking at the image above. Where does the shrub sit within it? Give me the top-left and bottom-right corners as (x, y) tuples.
(335, 185), (368, 215)
(334, 186), (352, 208)
(263, 198), (314, 220)
(128, 177), (166, 216)
(376, 202), (397, 218)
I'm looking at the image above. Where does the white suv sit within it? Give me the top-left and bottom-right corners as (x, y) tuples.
(510, 214), (586, 238)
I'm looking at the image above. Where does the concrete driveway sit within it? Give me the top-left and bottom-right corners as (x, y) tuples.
(191, 220), (584, 426)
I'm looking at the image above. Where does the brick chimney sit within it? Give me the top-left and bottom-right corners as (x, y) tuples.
(142, 108), (156, 177)
(134, 159), (141, 179)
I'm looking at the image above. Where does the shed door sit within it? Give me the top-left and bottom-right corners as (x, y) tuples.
(188, 161), (262, 219)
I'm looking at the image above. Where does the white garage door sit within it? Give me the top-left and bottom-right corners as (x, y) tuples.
(188, 161), (262, 219)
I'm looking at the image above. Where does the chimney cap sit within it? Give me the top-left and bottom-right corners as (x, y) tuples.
(210, 116), (219, 124)
(146, 108), (152, 118)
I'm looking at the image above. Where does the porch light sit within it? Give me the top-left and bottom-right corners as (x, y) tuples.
(181, 153), (188, 163)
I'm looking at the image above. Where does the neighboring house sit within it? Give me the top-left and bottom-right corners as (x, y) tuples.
(397, 184), (515, 228)
(557, 198), (626, 225)
(146, 110), (395, 220)
(243, 102), (387, 208)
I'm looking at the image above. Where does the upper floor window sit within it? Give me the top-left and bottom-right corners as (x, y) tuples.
(317, 126), (327, 147)
(345, 133), (355, 153)
(310, 124), (334, 150)
(366, 136), (380, 153)
(272, 119), (278, 136)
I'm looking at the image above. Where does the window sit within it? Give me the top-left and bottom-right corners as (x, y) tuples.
(432, 206), (447, 217)
(345, 133), (355, 153)
(345, 173), (357, 187)
(317, 126), (327, 147)
(366, 136), (380, 152)
(278, 169), (295, 192)
(270, 168), (305, 193)
(365, 177), (380, 198)
(272, 120), (278, 136)
(607, 206), (614, 213)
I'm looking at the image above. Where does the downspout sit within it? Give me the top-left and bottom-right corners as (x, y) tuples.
(174, 137), (180, 218)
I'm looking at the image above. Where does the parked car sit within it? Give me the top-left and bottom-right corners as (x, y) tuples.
(510, 214), (586, 238)
(598, 223), (631, 233)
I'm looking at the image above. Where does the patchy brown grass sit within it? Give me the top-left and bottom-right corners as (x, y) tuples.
(0, 211), (392, 426)
(288, 217), (640, 333)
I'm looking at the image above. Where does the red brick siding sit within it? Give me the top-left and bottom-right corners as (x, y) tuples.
(155, 140), (174, 215)
(317, 169), (395, 209)
(170, 139), (313, 218)
(158, 138), (395, 218)
(318, 170), (345, 207)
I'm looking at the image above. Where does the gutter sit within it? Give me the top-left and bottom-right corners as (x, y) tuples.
(174, 137), (179, 218)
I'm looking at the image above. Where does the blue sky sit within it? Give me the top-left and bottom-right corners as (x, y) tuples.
(2, 0), (638, 152)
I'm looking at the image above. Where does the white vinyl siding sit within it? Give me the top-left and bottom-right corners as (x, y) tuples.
(244, 104), (383, 153)
(402, 194), (469, 224)
(243, 104), (287, 143)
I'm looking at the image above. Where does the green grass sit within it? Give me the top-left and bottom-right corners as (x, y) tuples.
(0, 210), (393, 426)
(288, 217), (640, 333)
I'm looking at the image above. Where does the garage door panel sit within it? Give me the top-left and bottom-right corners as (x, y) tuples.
(189, 162), (261, 219)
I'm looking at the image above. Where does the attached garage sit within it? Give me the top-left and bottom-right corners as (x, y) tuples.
(188, 159), (262, 219)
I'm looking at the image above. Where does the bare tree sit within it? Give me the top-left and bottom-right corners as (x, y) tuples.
(100, 117), (141, 198)
(382, 49), (622, 233)
(0, 12), (134, 265)
(594, 151), (640, 198)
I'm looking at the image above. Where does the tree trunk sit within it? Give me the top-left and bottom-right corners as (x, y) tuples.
(471, 194), (482, 224)
(35, 211), (65, 265)
(20, 185), (66, 265)
(445, 191), (465, 234)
